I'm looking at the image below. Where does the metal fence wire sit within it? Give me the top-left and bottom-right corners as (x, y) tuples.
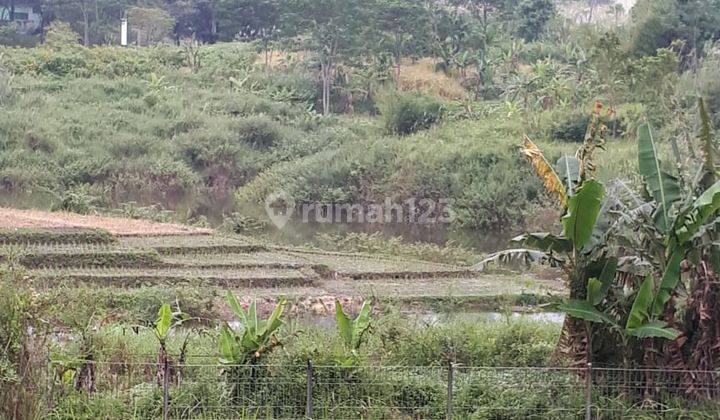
(51, 361), (720, 419)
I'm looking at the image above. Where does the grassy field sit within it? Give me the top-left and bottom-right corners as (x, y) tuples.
(0, 41), (663, 243)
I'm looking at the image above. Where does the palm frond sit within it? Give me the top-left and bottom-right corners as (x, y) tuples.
(474, 248), (564, 271)
(521, 135), (567, 207)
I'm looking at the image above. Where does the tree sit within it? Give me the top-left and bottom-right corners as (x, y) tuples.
(44, 20), (80, 48)
(462, 0), (505, 44)
(515, 0), (555, 41)
(216, 0), (283, 69)
(291, 0), (367, 115)
(373, 0), (428, 83)
(453, 0), (506, 97)
(629, 0), (720, 59)
(166, 0), (218, 44)
(628, 0), (680, 57)
(126, 6), (175, 46)
(42, 0), (94, 46)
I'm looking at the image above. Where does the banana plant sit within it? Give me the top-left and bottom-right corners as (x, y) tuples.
(631, 116), (720, 320)
(218, 292), (287, 366)
(334, 299), (372, 366)
(218, 293), (286, 400)
(477, 103), (623, 363)
(478, 104), (611, 271)
(559, 271), (681, 341)
(150, 303), (188, 418)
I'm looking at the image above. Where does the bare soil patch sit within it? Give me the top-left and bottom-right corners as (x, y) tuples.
(0, 207), (212, 236)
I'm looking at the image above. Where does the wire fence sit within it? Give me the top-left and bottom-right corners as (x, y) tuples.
(48, 360), (720, 419)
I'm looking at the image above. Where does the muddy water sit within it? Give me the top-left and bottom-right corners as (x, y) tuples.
(260, 218), (513, 253)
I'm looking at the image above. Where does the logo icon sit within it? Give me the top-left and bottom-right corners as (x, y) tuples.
(264, 190), (295, 229)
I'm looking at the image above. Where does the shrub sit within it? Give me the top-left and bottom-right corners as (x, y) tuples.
(50, 184), (104, 214)
(235, 115), (285, 149)
(377, 317), (559, 367)
(377, 91), (444, 135)
(45, 21), (80, 49)
(221, 212), (269, 234)
(200, 42), (257, 78)
(0, 23), (38, 47)
(0, 265), (44, 419)
(0, 68), (13, 106)
(550, 112), (590, 142)
(246, 70), (318, 104)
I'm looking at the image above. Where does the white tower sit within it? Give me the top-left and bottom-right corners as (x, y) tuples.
(121, 19), (128, 46)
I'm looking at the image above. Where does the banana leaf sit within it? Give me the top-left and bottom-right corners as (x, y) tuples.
(626, 275), (654, 330)
(587, 257), (618, 305)
(699, 97), (717, 189)
(674, 179), (720, 245)
(335, 299), (353, 348)
(155, 303), (173, 341)
(650, 250), (682, 317)
(637, 124), (680, 232)
(474, 248), (564, 270)
(556, 155), (581, 197)
(627, 321), (680, 340)
(521, 135), (567, 206)
(558, 299), (616, 325)
(511, 232), (573, 253)
(562, 179), (605, 250)
(218, 325), (241, 364)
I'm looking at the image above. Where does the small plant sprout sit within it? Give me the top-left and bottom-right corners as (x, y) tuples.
(148, 304), (189, 383)
(335, 298), (373, 366)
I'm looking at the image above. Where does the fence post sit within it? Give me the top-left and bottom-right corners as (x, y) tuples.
(585, 362), (593, 420)
(446, 361), (455, 420)
(162, 357), (169, 420)
(305, 359), (313, 419)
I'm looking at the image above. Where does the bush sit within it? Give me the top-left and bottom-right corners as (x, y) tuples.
(0, 23), (39, 47)
(245, 70), (318, 104)
(50, 184), (104, 214)
(378, 91), (444, 135)
(550, 112), (590, 142)
(377, 317), (559, 367)
(235, 115), (285, 149)
(0, 68), (13, 106)
(0, 44), (185, 78)
(45, 21), (80, 49)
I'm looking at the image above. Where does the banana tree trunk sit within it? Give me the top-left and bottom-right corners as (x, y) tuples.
(553, 268), (590, 365)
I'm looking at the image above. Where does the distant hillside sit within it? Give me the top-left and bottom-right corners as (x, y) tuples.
(559, 0), (637, 24)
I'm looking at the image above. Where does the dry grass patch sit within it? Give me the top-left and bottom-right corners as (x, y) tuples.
(0, 208), (212, 236)
(397, 58), (468, 100)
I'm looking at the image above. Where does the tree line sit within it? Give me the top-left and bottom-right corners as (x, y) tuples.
(1, 1), (556, 48)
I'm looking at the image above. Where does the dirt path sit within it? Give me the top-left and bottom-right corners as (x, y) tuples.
(0, 208), (212, 236)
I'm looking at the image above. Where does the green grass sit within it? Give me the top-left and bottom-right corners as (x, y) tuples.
(322, 273), (562, 300)
(0, 227), (116, 245)
(31, 266), (318, 288)
(161, 252), (312, 269)
(0, 243), (162, 268)
(119, 235), (265, 254)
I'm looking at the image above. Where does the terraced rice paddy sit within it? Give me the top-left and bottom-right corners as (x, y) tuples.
(1, 223), (565, 313)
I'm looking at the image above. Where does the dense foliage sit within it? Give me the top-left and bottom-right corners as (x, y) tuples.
(1, 1), (719, 239)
